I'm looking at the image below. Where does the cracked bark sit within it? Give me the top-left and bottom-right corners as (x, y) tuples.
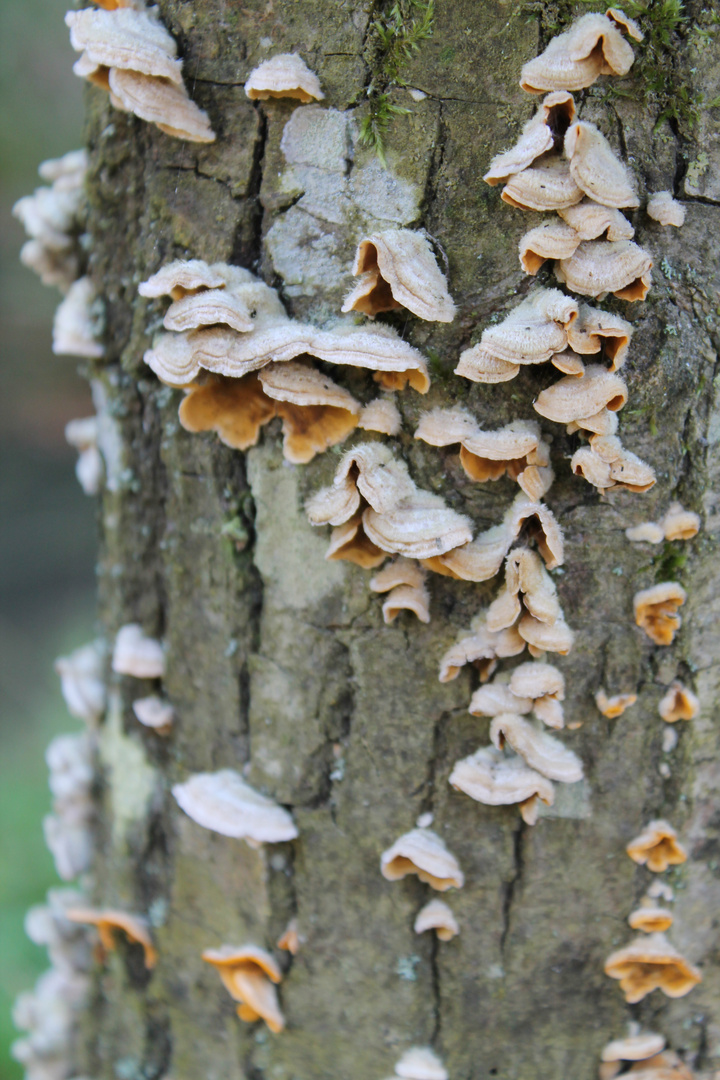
(75, 1), (720, 1078)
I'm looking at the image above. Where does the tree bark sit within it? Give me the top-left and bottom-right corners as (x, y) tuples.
(76, 2), (720, 1078)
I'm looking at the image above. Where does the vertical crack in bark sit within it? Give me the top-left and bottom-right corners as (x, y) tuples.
(233, 104), (269, 273)
(500, 818), (525, 959)
(421, 101), (447, 226)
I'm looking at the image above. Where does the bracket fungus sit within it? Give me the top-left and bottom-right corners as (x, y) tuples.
(501, 153), (584, 212)
(488, 548), (563, 632)
(439, 618), (526, 684)
(483, 91), (576, 185)
(65, 6), (215, 141)
(633, 583), (686, 646)
(43, 732), (95, 882)
(112, 623), (166, 679)
(370, 559), (430, 624)
(627, 503), (701, 545)
(276, 919), (300, 955)
(658, 682), (699, 724)
(341, 229), (455, 322)
(489, 714), (583, 783)
(66, 416), (103, 496)
(534, 364), (628, 425)
(380, 828), (464, 891)
(258, 362), (361, 463)
(601, 1030), (668, 1077)
(202, 945), (285, 1033)
(559, 200), (635, 243)
(510, 661), (566, 728)
(54, 639), (106, 726)
(172, 769), (298, 846)
(416, 410), (554, 500)
(626, 820), (687, 873)
(139, 259), (250, 301)
(564, 122), (639, 209)
(555, 240), (652, 301)
(52, 277), (104, 358)
(562, 302), (633, 370)
(604, 933), (701, 1003)
(571, 435), (656, 494)
(449, 745), (555, 825)
(413, 899), (459, 941)
(132, 695), (174, 734)
(519, 220), (583, 274)
(595, 689), (637, 719)
(628, 901), (674, 934)
(358, 396), (402, 436)
(391, 1046), (448, 1080)
(179, 374), (279, 452)
(520, 10), (640, 93)
(469, 680), (534, 719)
(647, 191), (686, 228)
(244, 53), (323, 102)
(13, 149), (87, 293)
(65, 908), (157, 968)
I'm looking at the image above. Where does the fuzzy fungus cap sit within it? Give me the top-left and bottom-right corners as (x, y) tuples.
(380, 828), (464, 891)
(535, 364), (628, 424)
(362, 494), (473, 561)
(647, 191), (686, 228)
(601, 1032), (666, 1063)
(325, 514), (387, 569)
(660, 503), (701, 541)
(413, 899), (460, 942)
(179, 374), (277, 452)
(341, 229), (455, 322)
(572, 434), (656, 493)
(658, 682), (699, 724)
(393, 1046), (448, 1080)
(604, 933), (701, 1003)
(520, 11), (638, 93)
(595, 689), (637, 718)
(163, 287), (258, 334)
(422, 524), (512, 583)
(469, 681), (534, 718)
(132, 695), (174, 734)
(358, 396), (402, 436)
(558, 199), (634, 242)
(244, 53), (323, 102)
(519, 220), (581, 274)
(555, 240), (652, 301)
(454, 347), (521, 384)
(202, 944), (285, 1033)
(54, 639), (106, 726)
(565, 122), (639, 209)
(488, 548), (562, 630)
(65, 907), (157, 968)
(380, 584), (431, 625)
(628, 902), (674, 934)
(107, 68), (215, 142)
(489, 713), (583, 783)
(633, 583), (686, 646)
(277, 919), (300, 955)
(625, 522), (665, 545)
(112, 623), (165, 679)
(505, 493), (566, 570)
(258, 361), (361, 463)
(510, 661), (565, 701)
(502, 153), (584, 211)
(438, 620), (526, 683)
(564, 302), (633, 370)
(172, 769), (298, 845)
(449, 746), (555, 822)
(139, 259), (247, 300)
(65, 7), (183, 82)
(626, 820), (687, 873)
(52, 276), (104, 358)
(518, 611), (575, 656)
(483, 91), (576, 185)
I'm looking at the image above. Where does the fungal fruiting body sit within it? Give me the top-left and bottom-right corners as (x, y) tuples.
(391, 1046), (448, 1080)
(13, 149), (87, 293)
(132, 695), (174, 733)
(65, 416), (103, 495)
(626, 503), (701, 545)
(54, 639), (106, 726)
(449, 745), (555, 826)
(595, 690), (637, 719)
(52, 277), (104, 358)
(626, 820), (687, 873)
(380, 828), (464, 891)
(520, 10), (641, 94)
(369, 558), (431, 624)
(202, 945), (285, 1033)
(172, 769), (298, 846)
(483, 91), (576, 185)
(341, 229), (455, 322)
(604, 933), (701, 1003)
(65, 6), (215, 141)
(43, 732), (95, 882)
(658, 682), (699, 723)
(244, 53), (323, 102)
(633, 583), (686, 646)
(111, 623), (166, 678)
(413, 899), (459, 941)
(65, 908), (157, 968)
(628, 901), (674, 933)
(647, 191), (686, 227)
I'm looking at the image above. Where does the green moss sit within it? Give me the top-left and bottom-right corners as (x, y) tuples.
(359, 0), (435, 164)
(653, 540), (688, 582)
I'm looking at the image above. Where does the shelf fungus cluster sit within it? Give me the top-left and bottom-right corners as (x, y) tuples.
(626, 503), (701, 545)
(380, 829), (462, 944)
(598, 1027), (696, 1080)
(604, 820), (700, 1004)
(141, 258), (434, 463)
(65, 2), (215, 142)
(202, 945), (285, 1033)
(11, 888), (92, 1080)
(43, 732), (95, 883)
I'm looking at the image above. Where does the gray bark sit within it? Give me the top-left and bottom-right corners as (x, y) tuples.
(77, 2), (720, 1078)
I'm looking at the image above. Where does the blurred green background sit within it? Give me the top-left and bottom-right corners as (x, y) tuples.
(0, 2), (96, 1077)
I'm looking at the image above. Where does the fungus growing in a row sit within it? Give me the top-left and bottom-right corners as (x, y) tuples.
(647, 191), (686, 228)
(559, 200), (635, 243)
(489, 714), (583, 783)
(483, 91), (576, 185)
(628, 899), (674, 933)
(633, 583), (686, 646)
(626, 503), (701, 544)
(65, 6), (215, 141)
(172, 769), (298, 846)
(358, 396), (402, 436)
(439, 618), (526, 683)
(277, 919), (300, 955)
(342, 229), (455, 322)
(43, 732), (94, 882)
(449, 745), (555, 826)
(65, 416), (103, 496)
(600, 1029), (667, 1080)
(595, 689), (637, 718)
(132, 695), (174, 734)
(415, 410), (554, 500)
(65, 908), (157, 968)
(520, 10), (641, 94)
(380, 828), (464, 891)
(604, 933), (701, 1003)
(555, 240), (652, 301)
(534, 364), (628, 425)
(487, 548), (562, 631)
(456, 288), (578, 384)
(139, 258), (249, 301)
(202, 944), (285, 1033)
(13, 149), (87, 292)
(112, 623), (166, 679)
(369, 559), (430, 624)
(511, 661), (566, 728)
(52, 276), (104, 357)
(391, 1046), (448, 1080)
(244, 53), (324, 102)
(501, 153), (584, 212)
(658, 682), (699, 724)
(54, 639), (106, 726)
(564, 121), (639, 208)
(571, 434), (656, 493)
(11, 965), (89, 1080)
(626, 820), (687, 873)
(413, 899), (459, 941)
(259, 362), (361, 464)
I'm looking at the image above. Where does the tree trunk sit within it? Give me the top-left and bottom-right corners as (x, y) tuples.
(71, 1), (720, 1077)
